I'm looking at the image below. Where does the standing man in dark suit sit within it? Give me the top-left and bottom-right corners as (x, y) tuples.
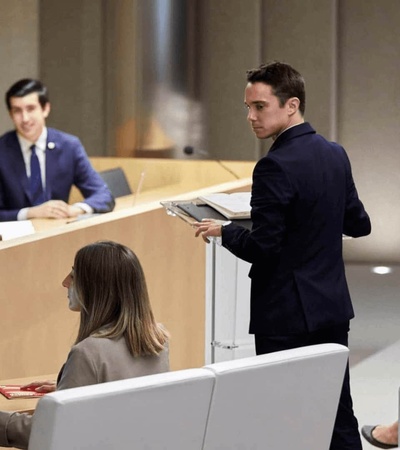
(195, 62), (371, 450)
(0, 79), (115, 222)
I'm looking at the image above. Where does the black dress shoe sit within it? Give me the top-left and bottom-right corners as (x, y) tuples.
(361, 425), (398, 449)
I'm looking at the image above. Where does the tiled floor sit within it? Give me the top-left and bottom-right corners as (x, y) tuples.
(347, 264), (400, 367)
(346, 263), (400, 449)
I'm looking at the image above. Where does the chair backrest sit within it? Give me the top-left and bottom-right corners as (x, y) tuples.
(28, 368), (215, 450)
(202, 343), (349, 450)
(28, 345), (348, 450)
(98, 167), (132, 198)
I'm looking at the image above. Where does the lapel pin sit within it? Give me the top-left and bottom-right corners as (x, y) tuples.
(47, 142), (55, 150)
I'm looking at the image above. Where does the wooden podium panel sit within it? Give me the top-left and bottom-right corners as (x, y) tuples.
(0, 205), (206, 378)
(0, 159), (254, 380)
(69, 157), (254, 203)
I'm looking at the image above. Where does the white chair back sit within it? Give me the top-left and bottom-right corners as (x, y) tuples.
(29, 368), (214, 450)
(202, 343), (349, 450)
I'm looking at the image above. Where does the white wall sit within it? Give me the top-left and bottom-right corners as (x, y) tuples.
(0, 0), (39, 134)
(0, 0), (399, 263)
(338, 0), (400, 263)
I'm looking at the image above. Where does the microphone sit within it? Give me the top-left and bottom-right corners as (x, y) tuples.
(183, 146), (209, 157)
(183, 146), (240, 179)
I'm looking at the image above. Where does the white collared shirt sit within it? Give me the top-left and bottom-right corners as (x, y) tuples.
(16, 127), (92, 220)
(275, 121), (304, 140)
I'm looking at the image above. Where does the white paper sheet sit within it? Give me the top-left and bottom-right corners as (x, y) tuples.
(0, 221), (35, 241)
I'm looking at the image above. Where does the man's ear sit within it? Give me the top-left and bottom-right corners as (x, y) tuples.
(287, 97), (300, 116)
(43, 102), (51, 119)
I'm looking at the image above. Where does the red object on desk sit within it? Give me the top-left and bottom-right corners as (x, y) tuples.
(0, 385), (45, 399)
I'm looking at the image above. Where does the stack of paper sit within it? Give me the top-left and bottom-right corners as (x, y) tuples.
(198, 192), (251, 219)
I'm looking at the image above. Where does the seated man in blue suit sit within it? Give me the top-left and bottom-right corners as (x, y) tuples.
(194, 62), (371, 450)
(0, 79), (115, 222)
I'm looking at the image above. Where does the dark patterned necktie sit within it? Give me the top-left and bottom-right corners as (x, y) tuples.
(30, 144), (44, 205)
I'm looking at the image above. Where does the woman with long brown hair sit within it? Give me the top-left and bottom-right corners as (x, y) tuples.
(0, 241), (169, 449)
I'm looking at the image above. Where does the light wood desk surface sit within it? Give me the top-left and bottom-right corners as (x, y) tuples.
(0, 158), (254, 380)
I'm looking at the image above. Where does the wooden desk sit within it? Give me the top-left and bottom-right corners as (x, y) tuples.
(0, 159), (254, 380)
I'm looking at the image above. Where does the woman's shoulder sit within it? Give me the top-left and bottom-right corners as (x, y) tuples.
(68, 336), (169, 383)
(72, 336), (169, 359)
(72, 336), (125, 354)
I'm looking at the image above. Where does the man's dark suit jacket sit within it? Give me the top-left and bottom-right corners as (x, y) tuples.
(222, 122), (371, 336)
(0, 128), (115, 221)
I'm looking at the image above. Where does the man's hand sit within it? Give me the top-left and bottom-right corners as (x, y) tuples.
(66, 204), (86, 218)
(26, 200), (85, 219)
(193, 219), (223, 243)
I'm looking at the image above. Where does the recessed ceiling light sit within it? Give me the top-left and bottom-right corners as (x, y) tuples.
(371, 266), (392, 275)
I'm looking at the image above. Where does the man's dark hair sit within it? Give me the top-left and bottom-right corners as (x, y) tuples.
(5, 79), (49, 110)
(246, 61), (306, 115)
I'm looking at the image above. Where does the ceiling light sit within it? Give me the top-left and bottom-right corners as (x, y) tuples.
(371, 266), (393, 275)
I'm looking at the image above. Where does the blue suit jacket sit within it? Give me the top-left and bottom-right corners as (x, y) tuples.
(222, 123), (371, 335)
(0, 128), (115, 221)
